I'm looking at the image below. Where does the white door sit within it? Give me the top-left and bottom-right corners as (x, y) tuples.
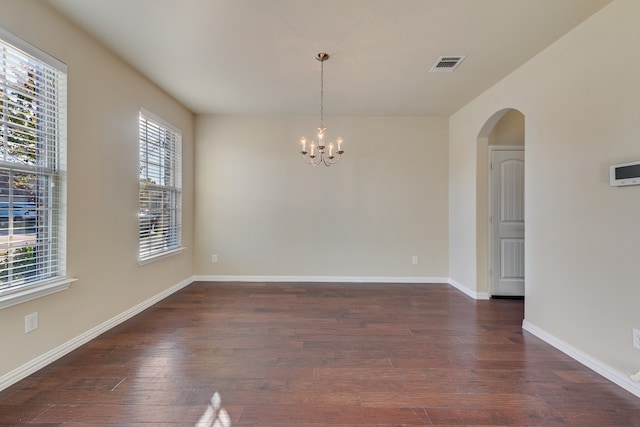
(490, 148), (525, 296)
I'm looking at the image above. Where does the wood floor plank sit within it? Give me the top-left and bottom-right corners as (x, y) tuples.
(1, 281), (640, 426)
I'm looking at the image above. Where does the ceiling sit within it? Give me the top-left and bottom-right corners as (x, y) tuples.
(46, 0), (611, 116)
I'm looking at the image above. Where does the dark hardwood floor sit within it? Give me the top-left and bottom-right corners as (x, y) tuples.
(1, 281), (640, 426)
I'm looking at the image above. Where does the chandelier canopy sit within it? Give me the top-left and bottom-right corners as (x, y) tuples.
(299, 52), (344, 166)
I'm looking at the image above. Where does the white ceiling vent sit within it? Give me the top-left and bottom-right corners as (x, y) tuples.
(430, 55), (466, 72)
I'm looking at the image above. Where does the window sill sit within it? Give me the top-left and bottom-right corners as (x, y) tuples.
(0, 277), (77, 310)
(138, 247), (186, 266)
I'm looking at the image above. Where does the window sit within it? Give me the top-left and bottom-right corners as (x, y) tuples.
(138, 109), (182, 262)
(0, 28), (69, 309)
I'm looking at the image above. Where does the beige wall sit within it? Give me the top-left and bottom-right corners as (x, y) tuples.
(194, 115), (449, 279)
(488, 110), (525, 147)
(0, 1), (194, 377)
(450, 0), (640, 377)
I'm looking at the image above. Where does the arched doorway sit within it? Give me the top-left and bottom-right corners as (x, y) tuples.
(476, 109), (525, 297)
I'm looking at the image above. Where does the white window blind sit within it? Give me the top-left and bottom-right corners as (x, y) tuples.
(0, 28), (67, 298)
(139, 110), (182, 261)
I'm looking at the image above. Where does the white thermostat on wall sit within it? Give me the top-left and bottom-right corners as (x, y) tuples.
(610, 160), (640, 187)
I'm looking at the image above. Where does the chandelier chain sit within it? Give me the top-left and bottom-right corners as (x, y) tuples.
(320, 56), (324, 129)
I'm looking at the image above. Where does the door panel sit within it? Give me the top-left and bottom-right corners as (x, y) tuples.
(501, 238), (525, 279)
(491, 149), (524, 296)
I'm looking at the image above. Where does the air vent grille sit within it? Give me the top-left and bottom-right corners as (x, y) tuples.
(430, 55), (466, 72)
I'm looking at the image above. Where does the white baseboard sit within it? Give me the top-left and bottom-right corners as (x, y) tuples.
(522, 320), (640, 398)
(0, 276), (195, 392)
(193, 275), (450, 284)
(448, 278), (490, 300)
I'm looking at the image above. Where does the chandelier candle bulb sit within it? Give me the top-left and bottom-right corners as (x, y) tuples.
(301, 138), (306, 153)
(329, 143), (334, 157)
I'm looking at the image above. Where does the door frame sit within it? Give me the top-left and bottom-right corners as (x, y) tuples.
(488, 145), (525, 297)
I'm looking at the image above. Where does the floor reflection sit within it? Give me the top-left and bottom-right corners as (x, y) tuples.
(195, 391), (230, 427)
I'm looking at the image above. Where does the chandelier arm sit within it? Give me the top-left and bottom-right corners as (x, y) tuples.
(301, 152), (322, 166)
(322, 151), (341, 166)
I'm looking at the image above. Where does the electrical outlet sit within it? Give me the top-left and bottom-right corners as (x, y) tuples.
(211, 254), (218, 263)
(25, 312), (38, 334)
(633, 328), (640, 350)
(412, 255), (419, 265)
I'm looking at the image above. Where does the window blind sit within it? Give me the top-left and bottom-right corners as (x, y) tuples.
(0, 28), (66, 295)
(139, 110), (182, 260)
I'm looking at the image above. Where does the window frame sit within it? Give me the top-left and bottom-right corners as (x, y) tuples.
(138, 108), (183, 264)
(0, 27), (73, 310)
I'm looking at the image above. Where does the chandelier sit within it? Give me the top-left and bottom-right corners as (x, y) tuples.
(299, 52), (344, 166)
